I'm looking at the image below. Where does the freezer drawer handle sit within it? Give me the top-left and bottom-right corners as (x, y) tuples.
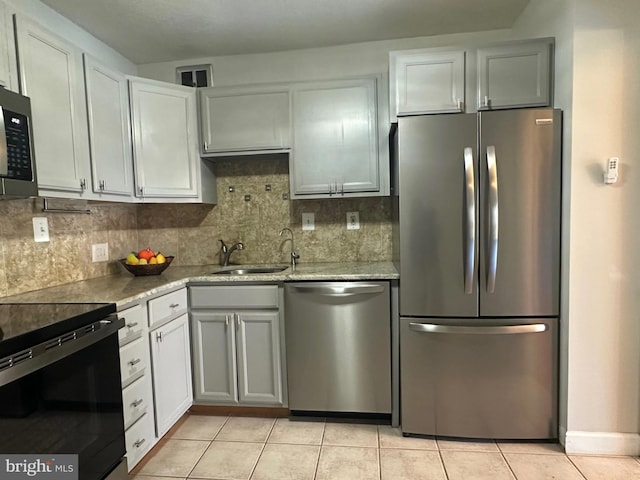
(289, 284), (385, 295)
(486, 145), (499, 293)
(408, 322), (547, 335)
(463, 147), (476, 294)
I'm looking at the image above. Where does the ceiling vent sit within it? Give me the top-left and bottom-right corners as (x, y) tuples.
(176, 64), (213, 87)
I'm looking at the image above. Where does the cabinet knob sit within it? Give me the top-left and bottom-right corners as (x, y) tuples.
(133, 438), (146, 448)
(169, 303), (180, 309)
(128, 358), (142, 366)
(126, 321), (139, 329)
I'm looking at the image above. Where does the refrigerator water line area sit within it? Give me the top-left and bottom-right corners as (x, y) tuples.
(394, 108), (562, 439)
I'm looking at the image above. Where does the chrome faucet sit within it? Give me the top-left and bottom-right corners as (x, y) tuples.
(279, 227), (300, 270)
(219, 239), (244, 266)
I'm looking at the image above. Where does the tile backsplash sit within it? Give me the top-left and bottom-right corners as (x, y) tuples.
(0, 156), (392, 297)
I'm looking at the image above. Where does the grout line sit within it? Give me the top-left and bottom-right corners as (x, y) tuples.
(437, 449), (450, 480)
(246, 419), (276, 480)
(376, 425), (382, 480)
(312, 420), (327, 480)
(184, 414), (231, 479)
(498, 448), (519, 480)
(566, 455), (589, 480)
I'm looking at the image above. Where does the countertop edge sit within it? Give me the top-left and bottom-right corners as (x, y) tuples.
(0, 262), (399, 309)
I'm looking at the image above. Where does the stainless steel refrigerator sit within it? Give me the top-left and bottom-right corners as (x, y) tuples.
(395, 108), (561, 439)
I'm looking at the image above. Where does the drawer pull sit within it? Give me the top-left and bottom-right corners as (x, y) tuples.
(131, 398), (144, 407)
(128, 358), (142, 366)
(126, 322), (139, 329)
(156, 331), (163, 342)
(169, 303), (180, 309)
(133, 438), (146, 448)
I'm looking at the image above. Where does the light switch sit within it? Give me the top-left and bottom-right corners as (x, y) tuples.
(347, 211), (360, 230)
(302, 212), (315, 231)
(32, 217), (50, 242)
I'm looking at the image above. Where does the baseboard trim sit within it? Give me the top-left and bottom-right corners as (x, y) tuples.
(564, 430), (640, 456)
(189, 404), (290, 417)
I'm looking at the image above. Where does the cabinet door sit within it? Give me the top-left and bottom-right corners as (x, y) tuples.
(236, 310), (282, 405)
(477, 40), (551, 110)
(191, 311), (238, 404)
(15, 15), (90, 194)
(290, 78), (379, 197)
(84, 54), (134, 198)
(200, 86), (290, 154)
(129, 77), (199, 198)
(390, 49), (465, 117)
(150, 313), (193, 437)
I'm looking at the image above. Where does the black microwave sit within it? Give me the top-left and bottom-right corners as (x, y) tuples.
(0, 87), (37, 198)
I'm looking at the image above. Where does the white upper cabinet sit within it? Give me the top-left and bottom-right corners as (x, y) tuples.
(200, 84), (290, 155)
(15, 14), (91, 195)
(477, 40), (552, 110)
(83, 54), (134, 199)
(390, 49), (466, 118)
(128, 76), (202, 200)
(290, 77), (385, 198)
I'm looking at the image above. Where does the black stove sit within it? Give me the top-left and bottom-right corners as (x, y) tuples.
(0, 301), (125, 480)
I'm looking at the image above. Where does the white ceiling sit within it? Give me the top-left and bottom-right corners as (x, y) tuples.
(39, 0), (530, 65)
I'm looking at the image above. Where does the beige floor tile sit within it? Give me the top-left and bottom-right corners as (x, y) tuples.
(437, 438), (499, 452)
(504, 452), (584, 480)
(137, 439), (209, 477)
(497, 441), (565, 455)
(251, 443), (320, 480)
(378, 426), (437, 450)
(316, 446), (379, 480)
(267, 418), (325, 445)
(570, 455), (640, 480)
(323, 422), (379, 447)
(380, 448), (446, 480)
(170, 414), (228, 440)
(440, 450), (515, 480)
(190, 441), (263, 480)
(216, 416), (276, 442)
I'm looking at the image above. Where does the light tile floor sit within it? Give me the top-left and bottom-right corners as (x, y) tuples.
(129, 414), (640, 480)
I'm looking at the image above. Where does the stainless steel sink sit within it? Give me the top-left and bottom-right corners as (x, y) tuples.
(213, 266), (288, 275)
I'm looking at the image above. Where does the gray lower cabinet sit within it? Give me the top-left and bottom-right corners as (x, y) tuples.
(190, 285), (284, 406)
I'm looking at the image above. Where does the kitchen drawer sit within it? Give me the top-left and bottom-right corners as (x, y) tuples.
(190, 285), (279, 309)
(125, 412), (155, 472)
(148, 288), (188, 329)
(122, 375), (150, 430)
(119, 336), (147, 387)
(118, 304), (146, 346)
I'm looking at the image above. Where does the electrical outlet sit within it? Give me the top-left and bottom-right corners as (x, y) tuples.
(32, 217), (50, 242)
(92, 243), (109, 262)
(347, 211), (360, 230)
(302, 212), (315, 231)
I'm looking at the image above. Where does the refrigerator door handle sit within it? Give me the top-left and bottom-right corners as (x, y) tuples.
(408, 322), (547, 335)
(486, 145), (499, 293)
(463, 147), (476, 294)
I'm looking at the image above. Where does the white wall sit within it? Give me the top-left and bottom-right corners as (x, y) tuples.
(138, 29), (512, 86)
(5, 0), (136, 74)
(514, 0), (640, 455)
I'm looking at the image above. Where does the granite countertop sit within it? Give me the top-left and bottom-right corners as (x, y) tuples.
(0, 262), (398, 309)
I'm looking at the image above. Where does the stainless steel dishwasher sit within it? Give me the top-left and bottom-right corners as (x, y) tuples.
(285, 281), (391, 414)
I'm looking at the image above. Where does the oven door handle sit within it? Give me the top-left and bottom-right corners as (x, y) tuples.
(0, 316), (123, 386)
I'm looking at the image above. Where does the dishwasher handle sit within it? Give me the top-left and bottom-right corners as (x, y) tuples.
(409, 322), (547, 335)
(289, 284), (385, 296)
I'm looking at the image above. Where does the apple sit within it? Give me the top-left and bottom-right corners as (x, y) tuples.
(137, 248), (155, 261)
